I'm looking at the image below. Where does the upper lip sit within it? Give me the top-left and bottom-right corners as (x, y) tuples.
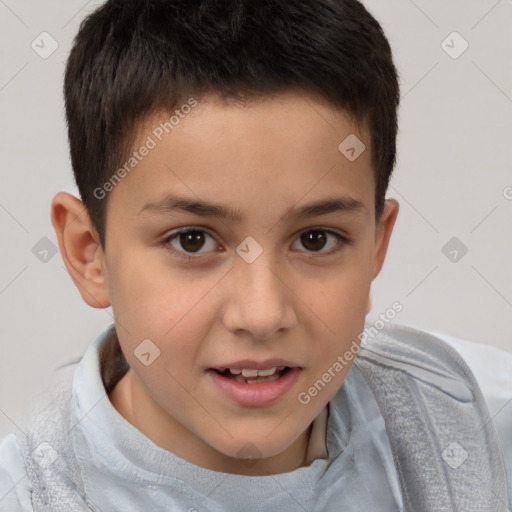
(210, 358), (301, 371)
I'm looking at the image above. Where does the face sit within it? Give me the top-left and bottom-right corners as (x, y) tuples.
(93, 90), (397, 474)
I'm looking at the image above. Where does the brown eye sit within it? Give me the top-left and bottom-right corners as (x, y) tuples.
(179, 230), (206, 252)
(163, 228), (219, 258)
(292, 229), (346, 254)
(300, 230), (327, 251)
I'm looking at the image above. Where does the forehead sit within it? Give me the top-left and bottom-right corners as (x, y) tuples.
(107, 90), (374, 222)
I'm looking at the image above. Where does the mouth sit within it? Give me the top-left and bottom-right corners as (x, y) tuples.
(212, 366), (292, 384)
(206, 361), (302, 407)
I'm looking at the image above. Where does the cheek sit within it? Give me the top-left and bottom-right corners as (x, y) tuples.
(315, 260), (372, 325)
(302, 254), (372, 366)
(106, 248), (220, 331)
(106, 256), (223, 368)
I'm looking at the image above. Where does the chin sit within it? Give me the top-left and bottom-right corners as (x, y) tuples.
(209, 426), (302, 463)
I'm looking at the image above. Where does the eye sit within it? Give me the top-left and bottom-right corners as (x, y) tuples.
(291, 228), (347, 254)
(161, 228), (220, 260)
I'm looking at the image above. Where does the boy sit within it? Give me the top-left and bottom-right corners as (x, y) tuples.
(1, 0), (511, 510)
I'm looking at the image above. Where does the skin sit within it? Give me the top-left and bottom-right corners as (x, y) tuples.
(51, 90), (399, 476)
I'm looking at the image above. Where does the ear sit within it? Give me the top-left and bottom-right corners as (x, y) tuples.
(371, 199), (399, 280)
(51, 192), (110, 308)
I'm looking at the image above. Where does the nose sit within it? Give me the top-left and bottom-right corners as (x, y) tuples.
(221, 254), (297, 340)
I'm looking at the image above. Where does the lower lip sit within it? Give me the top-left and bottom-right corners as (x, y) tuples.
(206, 368), (301, 407)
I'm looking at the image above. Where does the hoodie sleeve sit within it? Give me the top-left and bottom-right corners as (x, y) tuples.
(0, 433), (34, 512)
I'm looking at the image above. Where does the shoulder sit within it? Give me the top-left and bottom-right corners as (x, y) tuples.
(358, 322), (512, 506)
(359, 321), (512, 430)
(0, 433), (33, 511)
(360, 322), (512, 394)
(0, 379), (76, 512)
(420, 329), (512, 410)
(411, 328), (512, 445)
(422, 329), (512, 494)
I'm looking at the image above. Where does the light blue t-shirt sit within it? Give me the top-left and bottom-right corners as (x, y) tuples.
(1, 324), (511, 511)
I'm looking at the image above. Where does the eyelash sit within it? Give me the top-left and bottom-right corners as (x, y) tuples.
(160, 227), (349, 262)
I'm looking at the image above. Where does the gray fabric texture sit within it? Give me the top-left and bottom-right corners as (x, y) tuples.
(355, 324), (509, 511)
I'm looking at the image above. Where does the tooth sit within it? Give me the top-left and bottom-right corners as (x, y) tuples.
(257, 367), (277, 377)
(241, 368), (259, 377)
(238, 367), (279, 377)
(229, 369), (242, 375)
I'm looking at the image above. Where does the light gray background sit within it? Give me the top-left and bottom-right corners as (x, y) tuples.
(1, 0), (511, 439)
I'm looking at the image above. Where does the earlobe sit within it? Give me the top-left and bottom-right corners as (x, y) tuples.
(371, 199), (399, 280)
(51, 192), (111, 308)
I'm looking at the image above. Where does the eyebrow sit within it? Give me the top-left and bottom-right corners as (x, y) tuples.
(139, 194), (366, 222)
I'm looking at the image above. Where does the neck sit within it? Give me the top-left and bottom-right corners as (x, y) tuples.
(108, 368), (314, 476)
